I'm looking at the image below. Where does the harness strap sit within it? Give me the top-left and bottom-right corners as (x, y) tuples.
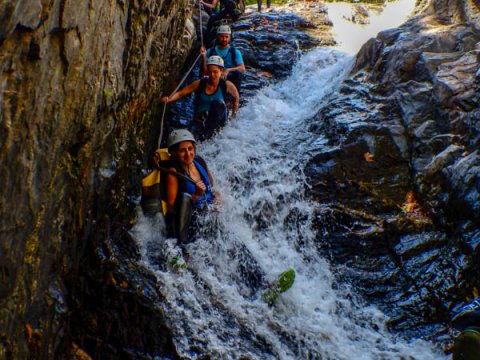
(210, 46), (237, 66)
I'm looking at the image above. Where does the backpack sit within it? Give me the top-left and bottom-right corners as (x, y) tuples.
(208, 46), (238, 66)
(141, 148), (172, 216)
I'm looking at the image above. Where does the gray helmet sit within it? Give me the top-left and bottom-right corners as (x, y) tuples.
(167, 129), (196, 149)
(207, 55), (224, 68)
(217, 24), (231, 35)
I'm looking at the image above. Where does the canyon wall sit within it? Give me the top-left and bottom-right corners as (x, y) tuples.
(0, 1), (195, 358)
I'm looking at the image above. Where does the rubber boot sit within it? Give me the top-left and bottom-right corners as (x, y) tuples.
(175, 192), (193, 246)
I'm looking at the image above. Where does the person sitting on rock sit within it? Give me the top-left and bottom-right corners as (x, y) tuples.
(200, 0), (217, 16)
(164, 129), (217, 247)
(201, 24), (245, 94)
(203, 0), (242, 38)
(161, 55), (239, 141)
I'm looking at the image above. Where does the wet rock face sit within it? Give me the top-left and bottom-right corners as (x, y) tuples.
(0, 1), (194, 358)
(306, 0), (480, 345)
(230, 10), (333, 95)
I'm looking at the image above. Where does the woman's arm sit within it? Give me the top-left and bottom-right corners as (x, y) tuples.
(165, 168), (179, 214)
(161, 80), (200, 103)
(200, 46), (208, 77)
(226, 80), (240, 118)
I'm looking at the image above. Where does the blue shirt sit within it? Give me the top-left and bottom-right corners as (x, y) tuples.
(207, 46), (244, 69)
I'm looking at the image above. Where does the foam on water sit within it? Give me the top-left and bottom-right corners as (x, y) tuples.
(130, 47), (447, 359)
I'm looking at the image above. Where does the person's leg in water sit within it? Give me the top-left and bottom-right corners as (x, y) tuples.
(189, 101), (227, 141)
(204, 100), (228, 138)
(189, 112), (208, 142)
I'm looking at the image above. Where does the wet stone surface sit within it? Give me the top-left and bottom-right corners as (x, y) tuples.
(304, 3), (480, 348)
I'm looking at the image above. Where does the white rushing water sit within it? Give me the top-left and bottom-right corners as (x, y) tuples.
(130, 46), (448, 359)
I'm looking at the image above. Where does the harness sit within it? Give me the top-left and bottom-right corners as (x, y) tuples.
(194, 77), (227, 113)
(178, 156), (214, 208)
(208, 46), (238, 67)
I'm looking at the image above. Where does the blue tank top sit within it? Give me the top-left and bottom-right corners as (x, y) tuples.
(182, 158), (214, 207)
(195, 80), (225, 114)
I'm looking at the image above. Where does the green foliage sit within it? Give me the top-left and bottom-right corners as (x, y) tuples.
(261, 288), (279, 305)
(277, 268), (295, 292)
(169, 256), (187, 269)
(261, 268), (295, 305)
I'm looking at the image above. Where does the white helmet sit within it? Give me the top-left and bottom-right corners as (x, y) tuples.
(167, 129), (196, 149)
(207, 55), (224, 68)
(217, 24), (231, 35)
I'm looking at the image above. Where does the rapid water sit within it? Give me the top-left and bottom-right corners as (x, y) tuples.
(131, 47), (448, 359)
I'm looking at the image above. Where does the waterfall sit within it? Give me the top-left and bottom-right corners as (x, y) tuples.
(130, 47), (447, 359)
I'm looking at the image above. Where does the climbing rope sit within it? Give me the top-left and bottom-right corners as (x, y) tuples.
(198, 0), (204, 47)
(157, 0), (205, 148)
(157, 53), (202, 148)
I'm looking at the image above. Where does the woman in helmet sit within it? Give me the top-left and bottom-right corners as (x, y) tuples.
(165, 129), (217, 245)
(161, 55), (239, 141)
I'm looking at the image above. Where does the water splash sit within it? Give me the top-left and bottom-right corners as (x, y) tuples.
(131, 47), (447, 359)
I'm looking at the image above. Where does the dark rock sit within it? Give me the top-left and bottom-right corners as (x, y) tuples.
(305, 0), (480, 346)
(0, 0), (195, 357)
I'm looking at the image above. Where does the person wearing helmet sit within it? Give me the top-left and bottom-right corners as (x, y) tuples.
(201, 24), (245, 94)
(161, 55), (239, 141)
(165, 129), (217, 245)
